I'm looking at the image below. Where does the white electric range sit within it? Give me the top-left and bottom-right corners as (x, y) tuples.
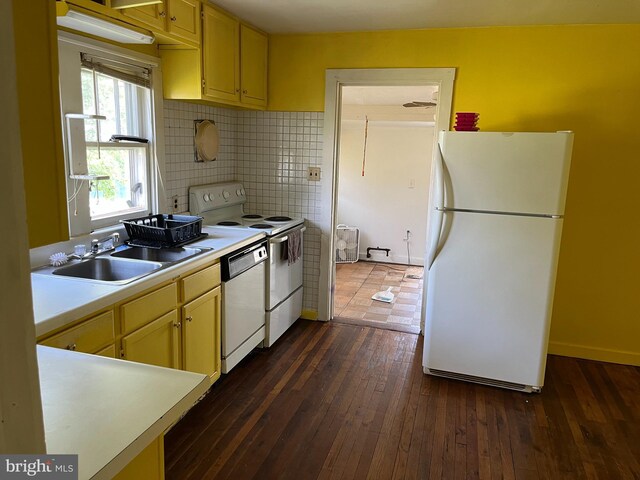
(189, 182), (305, 354)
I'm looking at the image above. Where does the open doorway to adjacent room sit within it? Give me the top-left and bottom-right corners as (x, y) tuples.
(332, 85), (435, 334)
(318, 68), (455, 335)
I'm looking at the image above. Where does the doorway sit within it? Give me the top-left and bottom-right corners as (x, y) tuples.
(317, 68), (456, 332)
(333, 85), (435, 333)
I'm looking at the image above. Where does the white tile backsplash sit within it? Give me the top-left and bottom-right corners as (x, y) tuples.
(163, 100), (237, 213)
(163, 103), (324, 312)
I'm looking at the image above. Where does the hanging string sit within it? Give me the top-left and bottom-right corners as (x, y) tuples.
(92, 68), (102, 160)
(361, 115), (369, 177)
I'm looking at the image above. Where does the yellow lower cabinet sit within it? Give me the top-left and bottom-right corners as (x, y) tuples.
(95, 344), (117, 358)
(182, 286), (221, 382)
(39, 310), (115, 354)
(113, 435), (164, 480)
(122, 310), (181, 369)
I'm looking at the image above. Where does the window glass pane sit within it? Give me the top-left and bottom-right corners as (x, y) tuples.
(81, 69), (97, 142)
(96, 73), (118, 141)
(86, 146), (148, 219)
(81, 69), (148, 142)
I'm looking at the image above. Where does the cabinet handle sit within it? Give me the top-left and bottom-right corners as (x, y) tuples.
(242, 89), (248, 94)
(171, 16), (177, 21)
(174, 322), (182, 328)
(66, 343), (77, 351)
(235, 88), (240, 93)
(159, 11), (166, 17)
(186, 316), (193, 322)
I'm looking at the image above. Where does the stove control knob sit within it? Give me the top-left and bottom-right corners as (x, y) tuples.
(203, 193), (211, 202)
(240, 188), (245, 196)
(223, 191), (230, 200)
(236, 189), (242, 197)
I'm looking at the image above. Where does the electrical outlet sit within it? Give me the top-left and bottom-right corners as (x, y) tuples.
(171, 195), (179, 212)
(308, 166), (321, 181)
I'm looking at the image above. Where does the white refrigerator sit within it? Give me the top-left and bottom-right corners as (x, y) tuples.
(422, 131), (573, 392)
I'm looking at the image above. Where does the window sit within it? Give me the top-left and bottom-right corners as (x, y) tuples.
(58, 36), (163, 236)
(81, 64), (150, 221)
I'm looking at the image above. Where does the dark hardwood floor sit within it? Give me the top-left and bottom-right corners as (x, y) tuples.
(164, 320), (640, 480)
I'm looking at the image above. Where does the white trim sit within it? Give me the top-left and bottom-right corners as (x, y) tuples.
(319, 68), (455, 322)
(0, 1), (46, 453)
(58, 31), (160, 68)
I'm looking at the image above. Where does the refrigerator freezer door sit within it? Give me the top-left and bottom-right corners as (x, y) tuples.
(439, 131), (573, 216)
(423, 211), (563, 387)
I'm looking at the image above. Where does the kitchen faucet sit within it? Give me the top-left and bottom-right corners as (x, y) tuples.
(91, 232), (120, 255)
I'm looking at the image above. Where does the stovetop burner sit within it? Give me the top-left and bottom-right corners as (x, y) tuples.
(250, 223), (274, 229)
(217, 221), (241, 226)
(264, 216), (292, 222)
(242, 214), (263, 219)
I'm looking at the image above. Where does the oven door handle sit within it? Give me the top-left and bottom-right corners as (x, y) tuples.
(270, 226), (306, 244)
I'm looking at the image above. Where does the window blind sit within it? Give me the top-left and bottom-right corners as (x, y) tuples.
(80, 52), (151, 88)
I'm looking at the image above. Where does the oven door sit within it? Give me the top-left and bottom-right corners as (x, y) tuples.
(267, 225), (305, 310)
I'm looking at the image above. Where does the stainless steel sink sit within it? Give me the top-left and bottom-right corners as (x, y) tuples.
(52, 257), (162, 283)
(110, 246), (206, 263)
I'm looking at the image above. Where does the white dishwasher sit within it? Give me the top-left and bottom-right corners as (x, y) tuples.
(220, 240), (268, 373)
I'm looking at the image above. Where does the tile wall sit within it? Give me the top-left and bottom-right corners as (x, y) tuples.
(163, 100), (238, 212)
(163, 102), (324, 312)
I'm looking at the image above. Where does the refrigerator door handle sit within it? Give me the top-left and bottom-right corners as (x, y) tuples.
(427, 208), (444, 270)
(427, 143), (447, 270)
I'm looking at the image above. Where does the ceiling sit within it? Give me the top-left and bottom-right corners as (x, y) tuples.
(208, 0), (640, 34)
(341, 86), (438, 123)
(341, 86), (438, 107)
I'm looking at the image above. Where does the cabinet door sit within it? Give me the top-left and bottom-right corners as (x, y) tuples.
(123, 3), (167, 31)
(95, 344), (117, 358)
(182, 287), (221, 382)
(167, 0), (200, 44)
(240, 24), (267, 107)
(202, 6), (240, 102)
(122, 310), (180, 369)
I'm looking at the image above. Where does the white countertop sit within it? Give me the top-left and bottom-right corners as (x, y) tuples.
(38, 345), (210, 480)
(32, 227), (265, 337)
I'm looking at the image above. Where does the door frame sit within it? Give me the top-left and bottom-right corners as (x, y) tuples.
(318, 68), (456, 323)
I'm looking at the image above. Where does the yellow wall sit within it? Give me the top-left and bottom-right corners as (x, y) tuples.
(269, 25), (640, 365)
(13, 0), (68, 247)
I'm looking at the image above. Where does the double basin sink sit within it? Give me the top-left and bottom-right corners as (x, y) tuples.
(36, 246), (210, 285)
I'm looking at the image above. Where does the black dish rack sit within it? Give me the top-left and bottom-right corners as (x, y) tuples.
(121, 214), (207, 248)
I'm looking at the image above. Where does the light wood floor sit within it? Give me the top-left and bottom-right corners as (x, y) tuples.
(335, 262), (424, 334)
(165, 320), (640, 480)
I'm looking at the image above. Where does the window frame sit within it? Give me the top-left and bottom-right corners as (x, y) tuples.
(58, 32), (166, 237)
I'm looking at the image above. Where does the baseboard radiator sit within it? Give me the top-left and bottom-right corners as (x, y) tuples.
(426, 368), (540, 393)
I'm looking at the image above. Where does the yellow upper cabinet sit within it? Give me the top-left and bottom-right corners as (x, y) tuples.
(65, 0), (200, 47)
(161, 4), (268, 110)
(122, 3), (167, 32)
(240, 24), (267, 107)
(202, 5), (240, 102)
(166, 0), (200, 45)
